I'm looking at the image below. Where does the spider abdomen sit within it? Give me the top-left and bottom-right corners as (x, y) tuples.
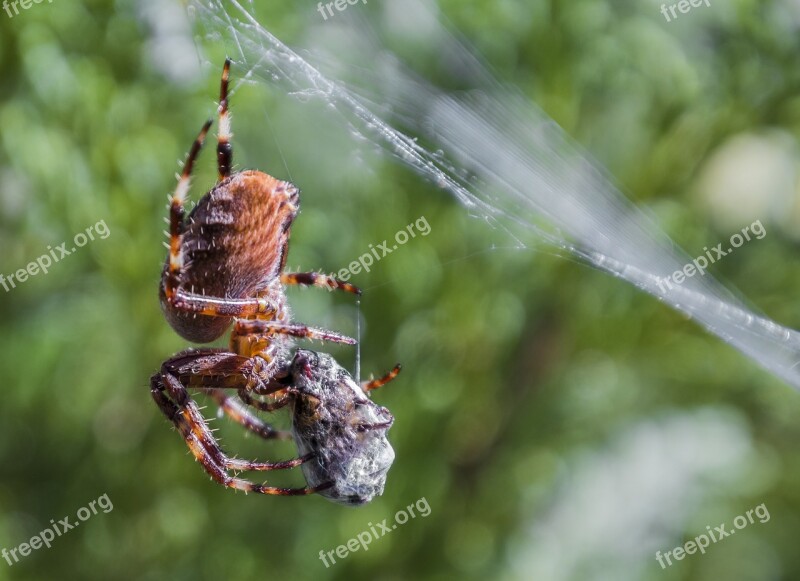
(161, 170), (299, 343)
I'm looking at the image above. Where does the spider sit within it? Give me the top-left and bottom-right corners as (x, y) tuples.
(150, 58), (401, 499)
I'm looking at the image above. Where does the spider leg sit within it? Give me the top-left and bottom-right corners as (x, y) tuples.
(237, 390), (291, 412)
(164, 119), (213, 301)
(154, 364), (301, 472)
(281, 272), (361, 295)
(235, 319), (357, 345)
(205, 389), (292, 440)
(155, 350), (298, 467)
(362, 364), (402, 392)
(217, 58), (233, 181)
(151, 379), (325, 495)
(169, 289), (279, 319)
(150, 350), (330, 496)
(165, 349), (292, 439)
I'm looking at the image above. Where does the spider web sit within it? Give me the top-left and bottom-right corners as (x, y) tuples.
(188, 0), (800, 392)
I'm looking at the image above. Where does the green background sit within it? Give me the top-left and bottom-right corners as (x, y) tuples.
(1, 0), (799, 579)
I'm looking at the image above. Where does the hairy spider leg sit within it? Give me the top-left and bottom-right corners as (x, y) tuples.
(362, 364), (402, 392)
(151, 381), (325, 495)
(280, 272), (362, 295)
(151, 350), (330, 495)
(164, 119), (213, 302)
(237, 389), (291, 412)
(151, 372), (303, 474)
(205, 388), (292, 440)
(167, 349), (291, 439)
(234, 319), (357, 345)
(169, 292), (280, 318)
(217, 58), (233, 181)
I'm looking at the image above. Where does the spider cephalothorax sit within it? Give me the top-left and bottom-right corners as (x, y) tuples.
(150, 59), (401, 501)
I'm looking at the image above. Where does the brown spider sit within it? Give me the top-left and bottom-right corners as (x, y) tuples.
(150, 59), (401, 499)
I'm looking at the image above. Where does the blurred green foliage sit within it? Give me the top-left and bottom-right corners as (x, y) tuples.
(1, 1), (800, 580)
